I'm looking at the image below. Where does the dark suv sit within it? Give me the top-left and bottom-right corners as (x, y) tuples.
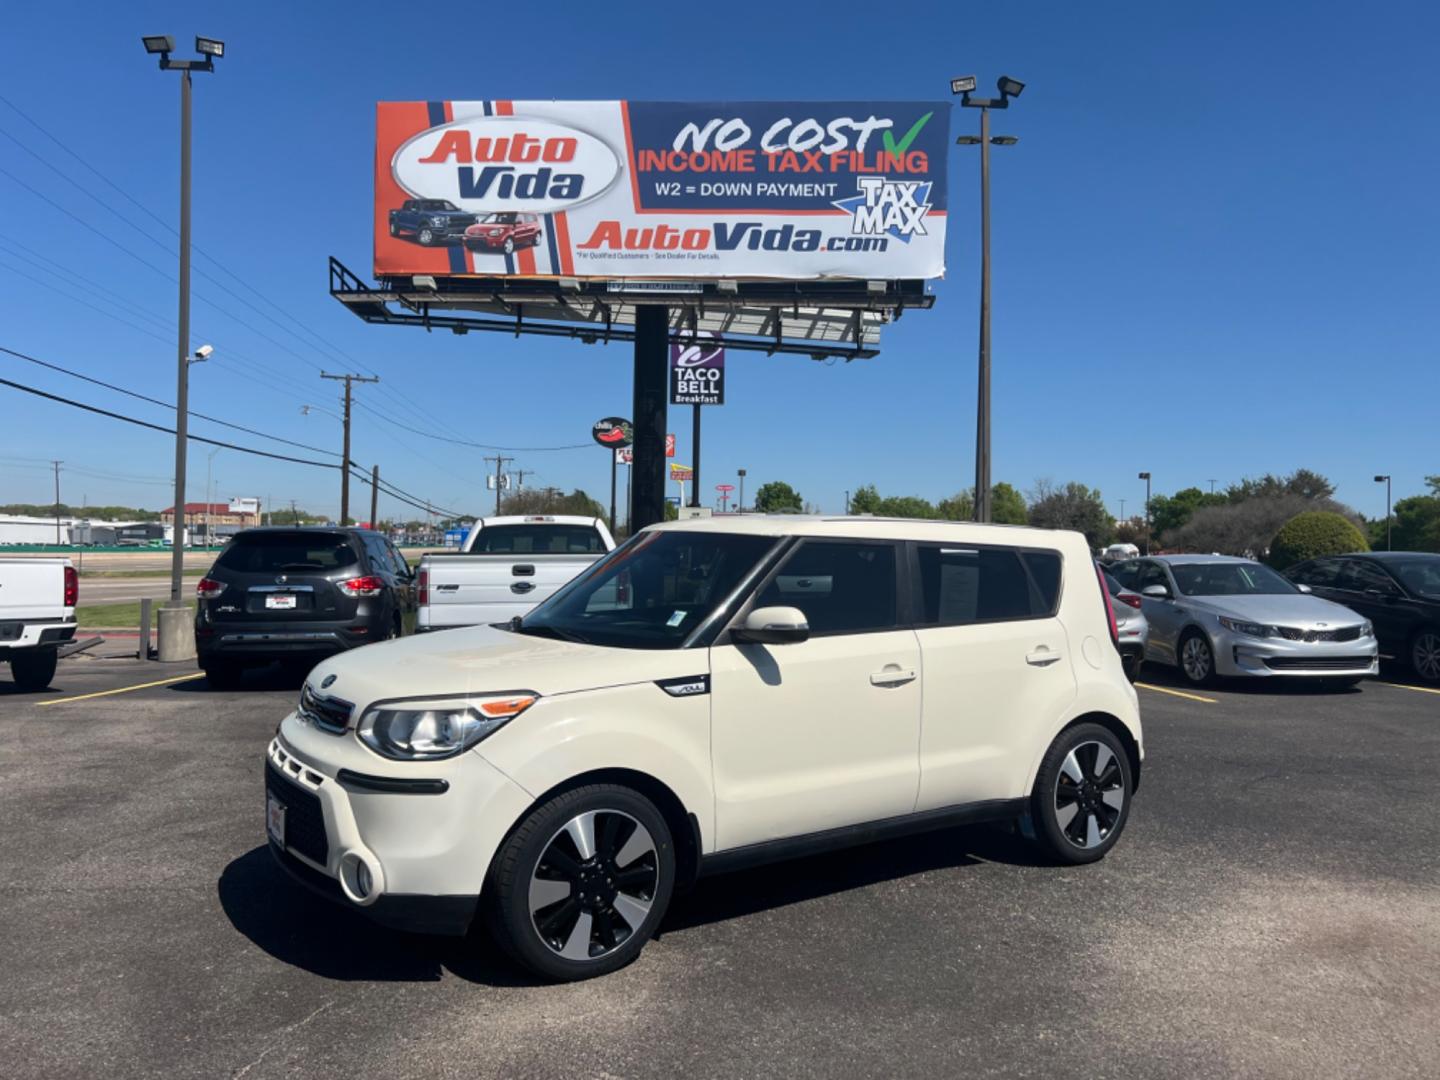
(194, 528), (417, 688)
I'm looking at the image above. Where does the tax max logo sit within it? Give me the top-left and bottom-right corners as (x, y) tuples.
(832, 177), (933, 243)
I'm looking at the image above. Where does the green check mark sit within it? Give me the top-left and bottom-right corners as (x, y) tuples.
(882, 111), (934, 159)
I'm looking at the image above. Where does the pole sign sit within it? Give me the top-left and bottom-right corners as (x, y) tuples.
(592, 417), (633, 448)
(670, 464), (694, 482)
(666, 434), (676, 457)
(614, 447), (632, 464)
(715, 484), (735, 493)
(375, 101), (949, 281)
(670, 337), (725, 406)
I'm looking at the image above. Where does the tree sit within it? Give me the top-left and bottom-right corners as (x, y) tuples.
(1226, 469), (1336, 504)
(936, 491), (973, 521)
(991, 482), (1028, 525)
(874, 495), (936, 519)
(1149, 487), (1227, 538)
(754, 481), (803, 513)
(1165, 493), (1360, 558)
(1026, 479), (1114, 549)
(1268, 511), (1369, 569)
(1384, 494), (1440, 553)
(501, 487), (605, 519)
(848, 484), (881, 515)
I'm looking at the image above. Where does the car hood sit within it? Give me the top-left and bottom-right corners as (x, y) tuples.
(305, 625), (701, 708)
(1187, 593), (1363, 627)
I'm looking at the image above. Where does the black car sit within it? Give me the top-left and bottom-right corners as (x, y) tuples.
(195, 527), (418, 688)
(1285, 552), (1440, 682)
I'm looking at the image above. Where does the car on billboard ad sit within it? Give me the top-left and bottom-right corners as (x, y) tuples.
(374, 100), (949, 281)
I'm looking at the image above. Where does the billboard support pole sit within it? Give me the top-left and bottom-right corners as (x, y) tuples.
(608, 454), (617, 537)
(631, 306), (669, 531)
(689, 404), (701, 509)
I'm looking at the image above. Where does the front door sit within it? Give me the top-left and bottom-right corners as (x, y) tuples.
(1137, 561), (1186, 662)
(709, 539), (921, 851)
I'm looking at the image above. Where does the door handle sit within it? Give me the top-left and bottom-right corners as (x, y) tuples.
(1025, 650), (1063, 667)
(870, 668), (916, 686)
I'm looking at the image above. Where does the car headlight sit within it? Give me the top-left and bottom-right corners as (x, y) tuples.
(356, 695), (536, 760)
(431, 216), (446, 226)
(1360, 620), (1374, 638)
(1218, 615), (1274, 638)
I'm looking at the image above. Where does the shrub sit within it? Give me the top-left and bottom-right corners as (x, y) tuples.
(1267, 511), (1369, 570)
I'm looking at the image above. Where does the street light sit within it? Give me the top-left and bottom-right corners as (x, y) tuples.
(1138, 472), (1152, 554)
(953, 74), (1024, 523)
(1375, 475), (1392, 551)
(144, 33), (223, 663)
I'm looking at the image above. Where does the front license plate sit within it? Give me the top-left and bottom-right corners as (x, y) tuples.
(266, 793), (286, 846)
(265, 594), (297, 610)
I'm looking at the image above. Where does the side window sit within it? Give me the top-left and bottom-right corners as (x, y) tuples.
(1137, 562), (1170, 595)
(1344, 561), (1400, 595)
(1109, 560), (1141, 590)
(360, 534), (387, 574)
(755, 541), (898, 635)
(385, 541), (410, 578)
(1291, 559), (1339, 587)
(914, 545), (1053, 626)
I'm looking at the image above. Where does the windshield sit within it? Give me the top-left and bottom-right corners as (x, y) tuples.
(215, 531), (358, 573)
(1391, 557), (1440, 598)
(1170, 562), (1296, 597)
(469, 524), (606, 555)
(518, 530), (777, 649)
(482, 212), (519, 224)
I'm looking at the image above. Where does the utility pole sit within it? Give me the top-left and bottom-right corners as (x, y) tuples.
(738, 468), (747, 514)
(512, 468), (535, 493)
(370, 465), (380, 530)
(321, 371), (379, 525)
(289, 499), (297, 524)
(51, 460), (63, 544)
(1208, 479), (1217, 495)
(1119, 497), (1126, 523)
(484, 455), (513, 516)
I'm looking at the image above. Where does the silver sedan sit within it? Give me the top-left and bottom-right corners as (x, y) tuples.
(1108, 555), (1378, 688)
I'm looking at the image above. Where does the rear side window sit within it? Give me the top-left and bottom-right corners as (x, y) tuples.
(1289, 558), (1340, 587)
(215, 532), (358, 573)
(914, 545), (1059, 626)
(469, 524), (606, 554)
(755, 541), (898, 635)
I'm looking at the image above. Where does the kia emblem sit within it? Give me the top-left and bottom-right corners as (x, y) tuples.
(276, 575), (288, 585)
(321, 674), (337, 689)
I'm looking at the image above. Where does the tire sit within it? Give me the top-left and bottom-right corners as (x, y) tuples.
(1177, 629), (1217, 686)
(1030, 722), (1134, 865)
(1410, 628), (1440, 684)
(418, 227), (435, 246)
(532, 229), (543, 246)
(503, 237), (515, 255)
(10, 648), (58, 691)
(484, 783), (675, 982)
(389, 223), (398, 237)
(203, 661), (244, 690)
(1121, 653), (1142, 683)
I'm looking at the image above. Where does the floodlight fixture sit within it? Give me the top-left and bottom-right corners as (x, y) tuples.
(412, 274), (438, 290)
(950, 75), (977, 95)
(955, 135), (982, 145)
(1373, 474), (1389, 482)
(558, 277), (581, 291)
(716, 279), (738, 295)
(193, 343), (214, 362)
(195, 36), (225, 59)
(1138, 471), (1151, 480)
(997, 75), (1025, 98)
(141, 35), (174, 55)
(990, 136), (1019, 146)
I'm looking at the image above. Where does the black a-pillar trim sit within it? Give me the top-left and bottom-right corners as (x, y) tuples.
(630, 305), (669, 531)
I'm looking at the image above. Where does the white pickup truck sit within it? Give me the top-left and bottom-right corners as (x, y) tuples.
(416, 515), (615, 631)
(1, 557), (79, 690)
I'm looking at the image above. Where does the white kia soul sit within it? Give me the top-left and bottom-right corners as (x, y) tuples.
(265, 517), (1142, 980)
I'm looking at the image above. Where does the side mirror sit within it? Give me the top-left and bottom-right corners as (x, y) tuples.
(1141, 584), (1170, 599)
(1295, 583), (1313, 594)
(733, 605), (809, 645)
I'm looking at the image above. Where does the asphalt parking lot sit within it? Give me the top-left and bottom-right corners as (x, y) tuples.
(2, 655), (1437, 1079)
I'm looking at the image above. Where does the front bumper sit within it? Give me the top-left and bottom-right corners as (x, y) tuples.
(262, 717), (533, 934)
(464, 233), (511, 249)
(1214, 629), (1379, 678)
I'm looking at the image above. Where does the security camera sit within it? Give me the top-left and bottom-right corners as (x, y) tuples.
(194, 344), (214, 361)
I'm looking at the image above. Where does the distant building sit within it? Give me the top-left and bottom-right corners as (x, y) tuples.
(160, 502), (261, 528)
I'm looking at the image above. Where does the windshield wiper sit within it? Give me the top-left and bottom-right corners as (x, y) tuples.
(517, 622), (591, 645)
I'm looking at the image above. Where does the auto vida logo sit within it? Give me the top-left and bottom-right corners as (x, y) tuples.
(392, 116), (621, 214)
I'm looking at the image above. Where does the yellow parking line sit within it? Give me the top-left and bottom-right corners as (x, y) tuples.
(1375, 681), (1440, 697)
(38, 671), (205, 705)
(1135, 682), (1217, 704)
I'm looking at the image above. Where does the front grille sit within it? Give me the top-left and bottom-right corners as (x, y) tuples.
(1264, 656), (1373, 671)
(298, 685), (352, 733)
(1274, 625), (1362, 643)
(266, 763), (329, 866)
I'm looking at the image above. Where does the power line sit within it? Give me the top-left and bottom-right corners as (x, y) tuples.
(0, 373), (341, 468)
(0, 345), (342, 457)
(351, 397), (592, 452)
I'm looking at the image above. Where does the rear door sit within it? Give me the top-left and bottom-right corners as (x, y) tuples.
(208, 532), (363, 624)
(0, 559), (63, 623)
(910, 543), (1076, 808)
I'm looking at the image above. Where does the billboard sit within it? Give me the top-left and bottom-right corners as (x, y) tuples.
(375, 101), (948, 281)
(671, 337), (724, 406)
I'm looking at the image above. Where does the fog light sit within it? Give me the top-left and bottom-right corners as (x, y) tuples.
(355, 861), (372, 899)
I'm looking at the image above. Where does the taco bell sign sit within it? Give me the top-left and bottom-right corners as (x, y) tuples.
(670, 339), (725, 406)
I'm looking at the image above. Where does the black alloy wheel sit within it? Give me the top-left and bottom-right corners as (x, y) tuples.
(486, 784), (674, 981)
(1030, 722), (1133, 865)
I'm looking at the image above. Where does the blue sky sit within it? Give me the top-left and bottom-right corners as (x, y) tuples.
(2, 0), (1436, 523)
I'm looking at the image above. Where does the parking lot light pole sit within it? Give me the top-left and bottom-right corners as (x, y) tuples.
(953, 75), (1023, 523)
(737, 468), (747, 514)
(145, 35), (222, 662)
(1138, 472), (1152, 554)
(1374, 475), (1392, 550)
